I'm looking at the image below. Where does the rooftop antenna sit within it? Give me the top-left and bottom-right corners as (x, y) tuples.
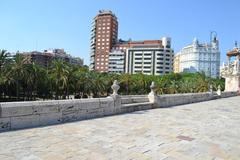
(35, 40), (38, 51)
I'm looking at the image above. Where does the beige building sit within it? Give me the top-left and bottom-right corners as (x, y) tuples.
(173, 53), (180, 73)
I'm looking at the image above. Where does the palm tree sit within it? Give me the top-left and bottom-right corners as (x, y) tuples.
(120, 73), (132, 95)
(195, 72), (210, 92)
(0, 50), (10, 70)
(23, 63), (42, 100)
(0, 50), (9, 99)
(50, 60), (70, 99)
(9, 54), (28, 100)
(90, 72), (105, 97)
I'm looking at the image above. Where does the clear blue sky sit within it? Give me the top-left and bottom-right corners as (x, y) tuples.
(1, 0), (239, 65)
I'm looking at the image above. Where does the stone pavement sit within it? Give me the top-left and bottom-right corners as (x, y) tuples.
(0, 96), (240, 160)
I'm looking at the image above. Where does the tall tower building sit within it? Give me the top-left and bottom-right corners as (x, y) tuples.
(90, 10), (118, 72)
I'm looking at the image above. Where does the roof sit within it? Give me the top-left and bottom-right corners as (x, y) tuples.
(227, 48), (240, 57)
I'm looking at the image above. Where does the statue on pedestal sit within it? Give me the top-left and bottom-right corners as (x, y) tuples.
(220, 44), (240, 92)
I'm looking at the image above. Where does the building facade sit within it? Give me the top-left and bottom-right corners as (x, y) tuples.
(20, 49), (83, 67)
(108, 50), (125, 73)
(174, 37), (220, 78)
(125, 37), (174, 75)
(90, 10), (118, 72)
(173, 53), (180, 73)
(108, 39), (130, 73)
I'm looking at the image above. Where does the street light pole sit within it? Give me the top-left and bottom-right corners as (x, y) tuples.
(210, 31), (217, 78)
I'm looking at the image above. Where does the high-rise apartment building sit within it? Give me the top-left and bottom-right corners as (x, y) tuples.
(174, 37), (220, 78)
(90, 10), (118, 72)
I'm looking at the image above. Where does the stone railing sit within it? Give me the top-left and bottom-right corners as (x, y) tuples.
(0, 81), (238, 132)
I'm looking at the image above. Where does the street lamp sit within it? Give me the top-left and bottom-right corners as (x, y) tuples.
(210, 31), (217, 78)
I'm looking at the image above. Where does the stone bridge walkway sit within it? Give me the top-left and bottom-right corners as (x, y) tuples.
(0, 96), (240, 160)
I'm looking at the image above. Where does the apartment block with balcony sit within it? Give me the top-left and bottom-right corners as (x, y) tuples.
(125, 37), (174, 75)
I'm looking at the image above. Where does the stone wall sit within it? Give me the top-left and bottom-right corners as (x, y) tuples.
(0, 87), (238, 132)
(156, 93), (213, 108)
(220, 91), (239, 98)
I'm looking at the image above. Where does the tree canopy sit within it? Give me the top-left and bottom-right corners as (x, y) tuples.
(0, 50), (224, 102)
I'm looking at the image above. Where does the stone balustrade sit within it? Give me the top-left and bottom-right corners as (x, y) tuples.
(0, 80), (238, 132)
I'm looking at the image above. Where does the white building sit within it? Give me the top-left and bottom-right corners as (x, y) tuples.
(125, 37), (174, 75)
(108, 50), (125, 73)
(175, 37), (220, 78)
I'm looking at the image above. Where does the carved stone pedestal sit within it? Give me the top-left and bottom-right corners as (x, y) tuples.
(225, 75), (240, 92)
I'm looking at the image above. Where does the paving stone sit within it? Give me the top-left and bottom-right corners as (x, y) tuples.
(0, 96), (240, 159)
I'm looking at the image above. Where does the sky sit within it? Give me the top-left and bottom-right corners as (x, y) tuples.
(0, 0), (240, 65)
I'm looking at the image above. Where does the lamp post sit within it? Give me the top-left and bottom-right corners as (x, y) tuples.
(210, 31), (217, 78)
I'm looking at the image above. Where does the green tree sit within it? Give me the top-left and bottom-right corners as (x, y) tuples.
(50, 60), (70, 99)
(9, 54), (28, 100)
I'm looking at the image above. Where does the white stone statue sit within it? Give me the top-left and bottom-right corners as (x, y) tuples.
(220, 55), (240, 92)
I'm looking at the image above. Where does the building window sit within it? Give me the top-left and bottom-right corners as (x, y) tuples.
(144, 62), (151, 64)
(143, 71), (151, 73)
(144, 66), (151, 68)
(135, 66), (142, 69)
(144, 54), (151, 56)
